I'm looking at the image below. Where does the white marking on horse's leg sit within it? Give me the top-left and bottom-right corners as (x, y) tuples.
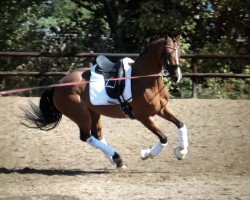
(141, 142), (168, 160)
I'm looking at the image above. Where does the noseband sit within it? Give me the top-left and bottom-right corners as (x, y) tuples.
(162, 44), (181, 77)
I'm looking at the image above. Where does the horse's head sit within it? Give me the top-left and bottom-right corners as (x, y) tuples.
(162, 35), (182, 84)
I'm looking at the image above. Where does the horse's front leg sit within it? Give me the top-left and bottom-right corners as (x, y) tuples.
(139, 116), (168, 160)
(158, 106), (189, 160)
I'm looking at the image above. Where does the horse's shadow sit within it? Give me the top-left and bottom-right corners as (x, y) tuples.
(0, 167), (110, 176)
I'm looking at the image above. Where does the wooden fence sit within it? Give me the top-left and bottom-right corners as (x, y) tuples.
(0, 52), (250, 97)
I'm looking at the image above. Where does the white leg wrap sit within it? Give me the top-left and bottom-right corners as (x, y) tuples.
(100, 137), (116, 165)
(174, 125), (189, 160)
(178, 124), (188, 149)
(150, 142), (168, 157)
(141, 142), (167, 160)
(100, 137), (108, 144)
(87, 136), (115, 157)
(174, 147), (188, 160)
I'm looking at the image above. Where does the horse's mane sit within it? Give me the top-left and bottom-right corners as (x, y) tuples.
(139, 38), (164, 58)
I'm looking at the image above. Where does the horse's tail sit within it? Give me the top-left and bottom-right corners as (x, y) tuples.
(22, 87), (62, 131)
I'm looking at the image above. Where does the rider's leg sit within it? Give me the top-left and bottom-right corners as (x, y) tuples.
(139, 116), (168, 160)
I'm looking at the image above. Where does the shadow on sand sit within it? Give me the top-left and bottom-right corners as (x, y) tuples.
(0, 167), (110, 176)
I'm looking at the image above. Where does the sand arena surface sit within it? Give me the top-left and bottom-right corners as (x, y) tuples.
(0, 97), (249, 200)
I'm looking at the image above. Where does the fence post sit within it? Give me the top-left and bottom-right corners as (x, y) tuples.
(191, 58), (197, 98)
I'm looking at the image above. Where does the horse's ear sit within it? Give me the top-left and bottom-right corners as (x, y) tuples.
(175, 35), (181, 43)
(164, 31), (174, 39)
(164, 33), (169, 39)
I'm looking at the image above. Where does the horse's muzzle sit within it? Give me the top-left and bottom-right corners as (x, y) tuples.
(171, 66), (182, 84)
(163, 64), (182, 84)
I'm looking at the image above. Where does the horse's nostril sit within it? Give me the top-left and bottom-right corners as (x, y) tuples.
(174, 77), (178, 83)
(172, 75), (181, 83)
(171, 76), (178, 83)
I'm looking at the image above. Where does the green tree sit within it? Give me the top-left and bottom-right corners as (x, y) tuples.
(0, 0), (249, 98)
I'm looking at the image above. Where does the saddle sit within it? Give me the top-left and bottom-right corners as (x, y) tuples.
(95, 55), (134, 119)
(95, 55), (125, 99)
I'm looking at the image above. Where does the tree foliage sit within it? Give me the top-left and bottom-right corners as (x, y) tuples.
(0, 0), (249, 98)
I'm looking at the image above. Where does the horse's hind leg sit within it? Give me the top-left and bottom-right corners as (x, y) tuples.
(89, 110), (125, 167)
(158, 106), (189, 160)
(54, 90), (125, 168)
(79, 115), (125, 168)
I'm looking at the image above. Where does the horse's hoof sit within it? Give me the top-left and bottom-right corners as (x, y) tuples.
(113, 153), (126, 169)
(117, 164), (127, 170)
(116, 161), (125, 168)
(174, 147), (188, 160)
(141, 147), (152, 160)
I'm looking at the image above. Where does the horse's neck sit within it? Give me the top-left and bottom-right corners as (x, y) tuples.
(132, 40), (164, 76)
(132, 40), (165, 90)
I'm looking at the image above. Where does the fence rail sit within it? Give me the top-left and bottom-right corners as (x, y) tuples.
(0, 52), (250, 59)
(0, 71), (250, 78)
(0, 52), (249, 97)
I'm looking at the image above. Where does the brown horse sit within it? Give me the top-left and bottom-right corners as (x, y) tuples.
(23, 35), (189, 168)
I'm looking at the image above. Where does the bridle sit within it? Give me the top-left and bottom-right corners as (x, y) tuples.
(162, 43), (181, 77)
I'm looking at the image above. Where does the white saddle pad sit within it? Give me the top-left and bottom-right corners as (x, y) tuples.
(89, 57), (134, 105)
